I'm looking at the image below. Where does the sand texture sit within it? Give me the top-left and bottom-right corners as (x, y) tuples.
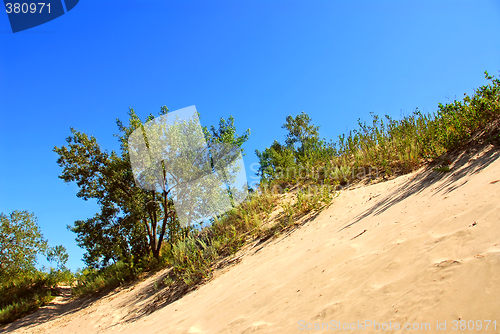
(3, 144), (500, 334)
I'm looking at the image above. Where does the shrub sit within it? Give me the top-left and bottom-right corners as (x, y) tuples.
(72, 261), (136, 298)
(256, 71), (500, 189)
(0, 271), (58, 324)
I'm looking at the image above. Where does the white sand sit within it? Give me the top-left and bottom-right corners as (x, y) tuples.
(4, 144), (500, 334)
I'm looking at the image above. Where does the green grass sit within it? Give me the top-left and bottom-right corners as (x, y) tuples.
(433, 165), (451, 173)
(0, 270), (69, 325)
(47, 70), (500, 315)
(72, 261), (142, 298)
(71, 191), (277, 293)
(259, 71), (500, 190)
(165, 191), (275, 287)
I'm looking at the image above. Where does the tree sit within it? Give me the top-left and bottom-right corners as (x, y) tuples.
(46, 245), (69, 271)
(255, 112), (323, 182)
(54, 106), (250, 268)
(202, 115), (250, 151)
(255, 140), (295, 181)
(54, 120), (149, 267)
(201, 115), (250, 206)
(282, 111), (321, 158)
(0, 210), (48, 278)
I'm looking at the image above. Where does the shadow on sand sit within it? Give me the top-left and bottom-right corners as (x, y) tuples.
(9, 144), (496, 331)
(1, 287), (100, 333)
(340, 144), (500, 231)
(118, 208), (322, 325)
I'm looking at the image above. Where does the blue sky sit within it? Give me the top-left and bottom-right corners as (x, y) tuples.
(0, 0), (499, 271)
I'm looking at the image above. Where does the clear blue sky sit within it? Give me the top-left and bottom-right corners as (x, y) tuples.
(1, 0), (499, 271)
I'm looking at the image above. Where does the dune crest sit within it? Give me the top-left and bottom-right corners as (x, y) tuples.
(4, 144), (500, 334)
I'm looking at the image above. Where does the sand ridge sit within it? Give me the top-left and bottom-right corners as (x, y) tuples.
(3, 144), (500, 333)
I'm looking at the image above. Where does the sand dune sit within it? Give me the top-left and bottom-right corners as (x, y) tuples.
(4, 144), (500, 334)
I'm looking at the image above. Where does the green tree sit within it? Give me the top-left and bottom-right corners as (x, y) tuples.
(201, 115), (251, 206)
(54, 119), (150, 267)
(46, 245), (69, 271)
(54, 107), (250, 268)
(282, 111), (320, 154)
(255, 140), (295, 181)
(255, 111), (327, 182)
(202, 115), (250, 151)
(0, 210), (48, 278)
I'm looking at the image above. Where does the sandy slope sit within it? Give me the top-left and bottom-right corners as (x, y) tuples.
(3, 144), (500, 334)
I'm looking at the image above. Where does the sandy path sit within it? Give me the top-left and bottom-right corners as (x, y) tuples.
(4, 144), (500, 334)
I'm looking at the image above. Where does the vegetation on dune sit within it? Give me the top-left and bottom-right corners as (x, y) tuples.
(2, 71), (499, 324)
(161, 70), (500, 294)
(56, 107), (253, 297)
(54, 107), (250, 270)
(58, 70), (500, 302)
(257, 71), (500, 190)
(0, 211), (72, 324)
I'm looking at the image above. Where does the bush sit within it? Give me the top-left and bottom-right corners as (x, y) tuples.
(72, 261), (136, 298)
(160, 191), (275, 287)
(0, 271), (59, 324)
(63, 70), (500, 309)
(256, 71), (500, 189)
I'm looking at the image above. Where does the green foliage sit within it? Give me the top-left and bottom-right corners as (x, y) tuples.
(202, 115), (251, 153)
(0, 268), (74, 325)
(42, 71), (500, 312)
(72, 261), (136, 298)
(0, 211), (74, 325)
(165, 191), (275, 287)
(331, 166), (352, 185)
(280, 185), (336, 223)
(255, 140), (296, 182)
(433, 165), (451, 173)
(71, 191), (275, 295)
(170, 235), (217, 286)
(54, 107), (250, 268)
(46, 245), (69, 272)
(256, 71), (500, 189)
(54, 114), (156, 268)
(255, 112), (335, 185)
(0, 271), (55, 324)
(0, 211), (48, 278)
(282, 111), (320, 156)
(282, 202), (295, 222)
